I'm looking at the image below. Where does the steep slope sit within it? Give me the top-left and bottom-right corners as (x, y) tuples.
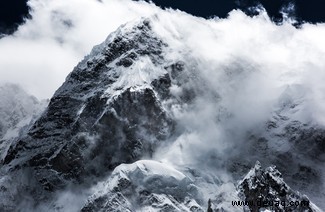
(1, 19), (176, 199)
(0, 12), (324, 211)
(237, 161), (321, 212)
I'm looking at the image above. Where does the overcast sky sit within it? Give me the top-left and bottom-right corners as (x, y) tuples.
(0, 0), (325, 99)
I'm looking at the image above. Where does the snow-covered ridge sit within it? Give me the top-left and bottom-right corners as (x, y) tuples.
(237, 161), (322, 212)
(82, 160), (202, 211)
(0, 10), (324, 211)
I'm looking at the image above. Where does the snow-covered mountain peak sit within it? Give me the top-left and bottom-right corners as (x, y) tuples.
(0, 12), (324, 211)
(238, 161), (322, 212)
(113, 160), (187, 182)
(82, 160), (202, 211)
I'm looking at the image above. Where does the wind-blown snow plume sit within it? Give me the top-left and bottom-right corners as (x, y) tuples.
(1, 0), (325, 211)
(0, 0), (160, 99)
(0, 0), (323, 100)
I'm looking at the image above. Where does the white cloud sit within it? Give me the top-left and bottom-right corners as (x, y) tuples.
(1, 0), (324, 108)
(132, 9), (325, 207)
(1, 0), (325, 166)
(1, 0), (325, 162)
(0, 0), (160, 99)
(1, 0), (325, 209)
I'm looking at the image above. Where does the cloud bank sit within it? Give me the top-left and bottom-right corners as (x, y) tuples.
(137, 6), (325, 164)
(0, 0), (325, 101)
(1, 0), (325, 209)
(0, 0), (161, 99)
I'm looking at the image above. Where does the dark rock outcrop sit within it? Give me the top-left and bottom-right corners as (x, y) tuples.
(238, 161), (321, 212)
(2, 19), (174, 194)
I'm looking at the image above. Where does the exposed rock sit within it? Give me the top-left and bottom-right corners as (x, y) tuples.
(237, 161), (321, 212)
(0, 14), (324, 212)
(1, 19), (176, 204)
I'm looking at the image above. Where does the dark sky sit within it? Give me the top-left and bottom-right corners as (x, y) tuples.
(0, 0), (29, 34)
(145, 0), (325, 23)
(1, 0), (325, 34)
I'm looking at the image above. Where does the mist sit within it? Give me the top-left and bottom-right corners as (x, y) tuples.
(1, 0), (325, 210)
(0, 0), (160, 99)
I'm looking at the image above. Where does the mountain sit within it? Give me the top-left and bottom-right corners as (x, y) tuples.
(0, 83), (47, 161)
(3, 19), (174, 190)
(236, 161), (321, 212)
(0, 13), (324, 211)
(81, 160), (203, 212)
(81, 160), (322, 212)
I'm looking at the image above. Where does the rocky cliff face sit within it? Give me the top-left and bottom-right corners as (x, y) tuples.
(0, 16), (324, 211)
(3, 19), (175, 191)
(237, 161), (321, 212)
(206, 161), (322, 212)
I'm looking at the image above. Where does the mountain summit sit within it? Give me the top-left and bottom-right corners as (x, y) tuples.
(0, 14), (324, 211)
(3, 19), (174, 188)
